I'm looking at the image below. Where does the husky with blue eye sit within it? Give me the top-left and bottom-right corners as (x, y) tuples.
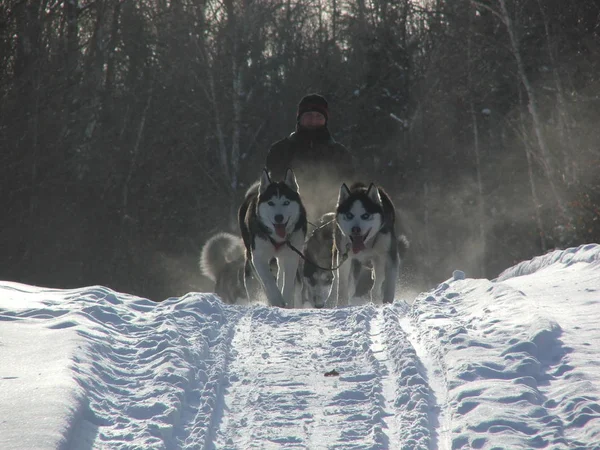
(330, 182), (408, 306)
(238, 168), (307, 308)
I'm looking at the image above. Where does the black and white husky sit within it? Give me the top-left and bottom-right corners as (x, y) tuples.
(238, 168), (307, 308)
(330, 182), (408, 306)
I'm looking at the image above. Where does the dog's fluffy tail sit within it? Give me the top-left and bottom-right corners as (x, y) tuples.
(397, 234), (410, 258)
(199, 232), (244, 282)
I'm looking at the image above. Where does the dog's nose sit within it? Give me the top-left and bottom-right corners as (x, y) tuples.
(352, 226), (361, 234)
(274, 214), (284, 223)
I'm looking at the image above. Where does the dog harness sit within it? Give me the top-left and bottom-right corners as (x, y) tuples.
(268, 235), (287, 251)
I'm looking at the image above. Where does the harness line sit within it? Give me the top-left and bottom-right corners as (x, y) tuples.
(285, 241), (349, 272)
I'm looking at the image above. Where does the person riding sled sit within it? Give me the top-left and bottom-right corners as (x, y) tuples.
(265, 93), (355, 221)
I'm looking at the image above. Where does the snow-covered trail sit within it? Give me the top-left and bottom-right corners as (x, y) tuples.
(211, 305), (435, 449)
(3, 244), (599, 450)
(0, 284), (438, 449)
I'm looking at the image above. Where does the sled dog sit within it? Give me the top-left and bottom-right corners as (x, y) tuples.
(301, 212), (374, 308)
(330, 182), (408, 306)
(199, 232), (246, 304)
(238, 168), (307, 307)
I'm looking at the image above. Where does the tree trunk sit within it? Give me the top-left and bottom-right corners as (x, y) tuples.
(13, 1), (43, 264)
(61, 0), (79, 143)
(423, 181), (433, 269)
(65, 0), (79, 84)
(536, 0), (576, 184)
(230, 51), (242, 192)
(516, 87), (547, 252)
(467, 6), (487, 277)
(497, 0), (567, 218)
(104, 0), (122, 103)
(122, 88), (153, 223)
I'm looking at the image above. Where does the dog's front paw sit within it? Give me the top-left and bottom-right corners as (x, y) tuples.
(268, 293), (287, 308)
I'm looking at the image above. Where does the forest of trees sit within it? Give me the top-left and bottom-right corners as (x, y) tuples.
(1, 0), (599, 301)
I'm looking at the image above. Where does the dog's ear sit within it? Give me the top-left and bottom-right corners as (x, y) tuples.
(366, 183), (382, 207)
(337, 183), (351, 206)
(284, 168), (299, 193)
(259, 169), (271, 195)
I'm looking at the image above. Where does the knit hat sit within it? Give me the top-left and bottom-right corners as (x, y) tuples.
(297, 94), (329, 123)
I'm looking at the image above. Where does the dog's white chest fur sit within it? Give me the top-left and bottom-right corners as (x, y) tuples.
(331, 183), (400, 306)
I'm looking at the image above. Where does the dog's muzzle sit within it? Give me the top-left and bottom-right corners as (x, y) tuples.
(350, 229), (370, 254)
(303, 279), (331, 308)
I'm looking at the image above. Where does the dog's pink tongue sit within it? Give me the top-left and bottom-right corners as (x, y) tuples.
(274, 224), (286, 238)
(352, 235), (366, 253)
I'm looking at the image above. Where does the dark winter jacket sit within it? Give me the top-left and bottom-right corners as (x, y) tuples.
(265, 126), (355, 220)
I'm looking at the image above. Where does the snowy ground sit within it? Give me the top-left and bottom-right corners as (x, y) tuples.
(1, 244), (600, 449)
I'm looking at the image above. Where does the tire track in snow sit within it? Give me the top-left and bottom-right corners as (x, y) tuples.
(377, 304), (439, 450)
(174, 298), (243, 450)
(397, 304), (451, 450)
(369, 309), (402, 449)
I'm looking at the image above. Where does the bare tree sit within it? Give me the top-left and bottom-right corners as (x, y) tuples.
(473, 0), (567, 218)
(467, 2), (487, 276)
(536, 0), (576, 185)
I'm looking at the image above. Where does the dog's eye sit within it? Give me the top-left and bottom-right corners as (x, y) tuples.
(345, 212), (354, 220)
(283, 200), (290, 206)
(268, 201), (275, 206)
(361, 213), (371, 220)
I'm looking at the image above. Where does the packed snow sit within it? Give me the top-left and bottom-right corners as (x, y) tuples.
(1, 244), (600, 449)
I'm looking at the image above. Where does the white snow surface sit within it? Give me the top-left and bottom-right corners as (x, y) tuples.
(1, 244), (600, 449)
